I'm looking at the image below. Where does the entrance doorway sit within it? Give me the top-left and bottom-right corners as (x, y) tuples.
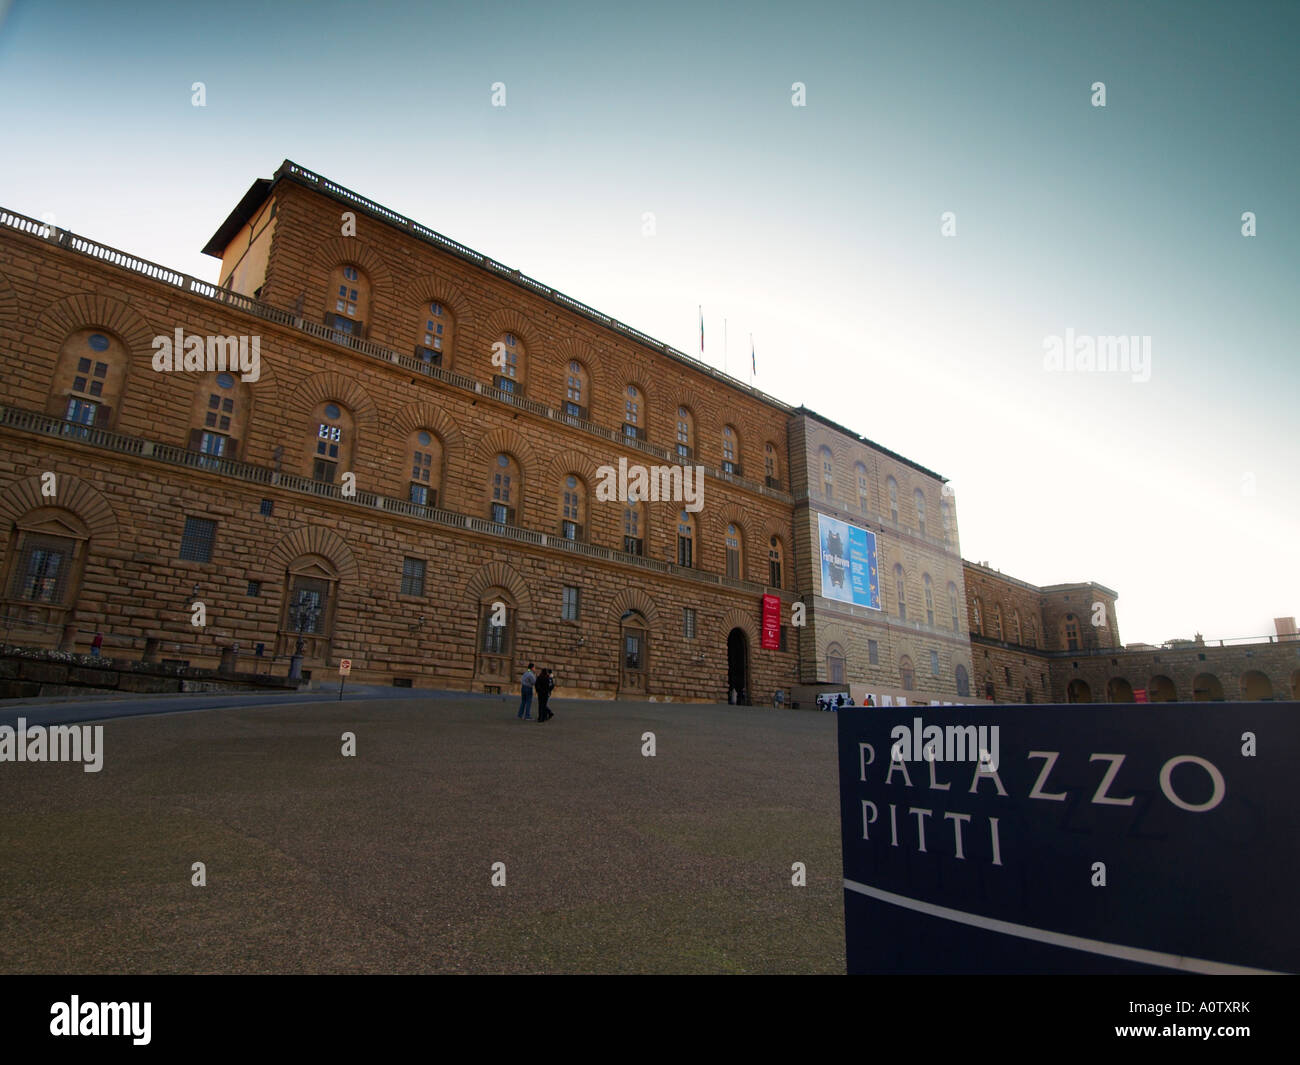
(619, 611), (647, 696)
(727, 628), (749, 704)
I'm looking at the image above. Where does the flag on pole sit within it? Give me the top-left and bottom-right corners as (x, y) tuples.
(751, 334), (756, 375)
(698, 306), (704, 354)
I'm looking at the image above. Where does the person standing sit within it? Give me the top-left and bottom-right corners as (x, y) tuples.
(90, 632), (103, 658)
(518, 662), (536, 720)
(537, 668), (555, 722)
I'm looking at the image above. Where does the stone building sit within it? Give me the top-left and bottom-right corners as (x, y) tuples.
(963, 561), (1298, 702)
(0, 160), (969, 702)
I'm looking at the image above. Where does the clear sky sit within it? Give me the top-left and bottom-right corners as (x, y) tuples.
(1, 0), (1295, 645)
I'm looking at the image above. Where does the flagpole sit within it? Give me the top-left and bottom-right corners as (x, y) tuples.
(724, 318), (728, 376)
(749, 332), (754, 387)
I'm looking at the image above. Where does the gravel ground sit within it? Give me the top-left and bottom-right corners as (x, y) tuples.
(0, 695), (845, 974)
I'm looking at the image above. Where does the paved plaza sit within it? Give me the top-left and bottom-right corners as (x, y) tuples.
(0, 694), (844, 974)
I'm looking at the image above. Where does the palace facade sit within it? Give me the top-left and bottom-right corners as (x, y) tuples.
(0, 161), (974, 703)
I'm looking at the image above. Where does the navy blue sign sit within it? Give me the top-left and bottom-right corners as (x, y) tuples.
(838, 703), (1299, 974)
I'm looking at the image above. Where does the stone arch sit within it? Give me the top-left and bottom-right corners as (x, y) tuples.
(546, 448), (603, 487)
(1066, 678), (1092, 703)
(1148, 674), (1178, 702)
(477, 426), (537, 475)
(1291, 669), (1300, 700)
(480, 306), (539, 349)
(1107, 677), (1135, 702)
(314, 237), (394, 299)
(1239, 670), (1273, 701)
(0, 474), (120, 547)
(403, 272), (476, 333)
(719, 606), (760, 649)
(466, 560), (533, 615)
(1192, 673), (1224, 702)
(32, 291), (157, 368)
(389, 402), (466, 456)
(281, 372), (380, 437)
(265, 526), (359, 585)
(610, 586), (658, 628)
(816, 623), (852, 660)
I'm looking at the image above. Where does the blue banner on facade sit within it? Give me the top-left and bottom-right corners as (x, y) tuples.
(837, 703), (1299, 974)
(818, 514), (879, 609)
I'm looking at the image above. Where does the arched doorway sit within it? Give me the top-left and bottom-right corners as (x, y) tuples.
(1067, 679), (1092, 703)
(1148, 675), (1178, 702)
(1107, 677), (1134, 702)
(619, 610), (648, 697)
(1292, 669), (1300, 700)
(1192, 673), (1224, 702)
(1240, 671), (1273, 701)
(727, 628), (750, 704)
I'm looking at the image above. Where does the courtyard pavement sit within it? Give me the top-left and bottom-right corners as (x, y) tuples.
(0, 694), (845, 974)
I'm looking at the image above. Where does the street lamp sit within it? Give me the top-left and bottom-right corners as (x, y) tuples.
(287, 590), (320, 681)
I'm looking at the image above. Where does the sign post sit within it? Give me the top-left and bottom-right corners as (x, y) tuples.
(838, 702), (1298, 974)
(338, 658), (351, 701)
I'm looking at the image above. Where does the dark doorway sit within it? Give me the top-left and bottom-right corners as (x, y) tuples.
(727, 628), (749, 704)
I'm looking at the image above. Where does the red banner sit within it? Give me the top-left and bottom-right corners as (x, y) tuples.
(1134, 688), (1149, 703)
(761, 594), (781, 650)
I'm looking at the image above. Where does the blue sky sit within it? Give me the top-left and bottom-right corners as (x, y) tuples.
(1, 0), (1295, 644)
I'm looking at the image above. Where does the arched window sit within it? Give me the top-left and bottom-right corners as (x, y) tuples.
(764, 443), (780, 488)
(415, 301), (454, 366)
(493, 332), (525, 394)
(326, 264), (369, 338)
(992, 603), (1003, 640)
(722, 425), (740, 475)
(308, 401), (354, 484)
(725, 524), (743, 580)
(973, 597), (984, 635)
(768, 537), (784, 588)
(187, 371), (250, 464)
(914, 490), (927, 537)
(827, 643), (846, 685)
(623, 385), (644, 440)
(887, 477), (899, 523)
(490, 453), (521, 525)
(564, 361), (589, 419)
(560, 474), (586, 540)
(677, 510), (695, 567)
(900, 656), (915, 691)
(1062, 613), (1079, 651)
(476, 588), (516, 683)
(408, 430), (443, 508)
(49, 329), (128, 431)
(955, 664), (970, 697)
(894, 563), (907, 621)
(856, 463), (869, 513)
(941, 499), (952, 545)
(819, 446), (834, 497)
(948, 582), (960, 632)
(623, 500), (645, 555)
(676, 407), (695, 459)
(1011, 609), (1022, 644)
(923, 573), (935, 626)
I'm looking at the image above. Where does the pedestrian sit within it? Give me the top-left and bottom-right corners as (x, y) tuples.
(537, 668), (555, 722)
(518, 662), (536, 720)
(866, 695), (875, 707)
(90, 632), (103, 658)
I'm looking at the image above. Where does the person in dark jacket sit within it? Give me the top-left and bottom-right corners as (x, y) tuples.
(536, 668), (556, 722)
